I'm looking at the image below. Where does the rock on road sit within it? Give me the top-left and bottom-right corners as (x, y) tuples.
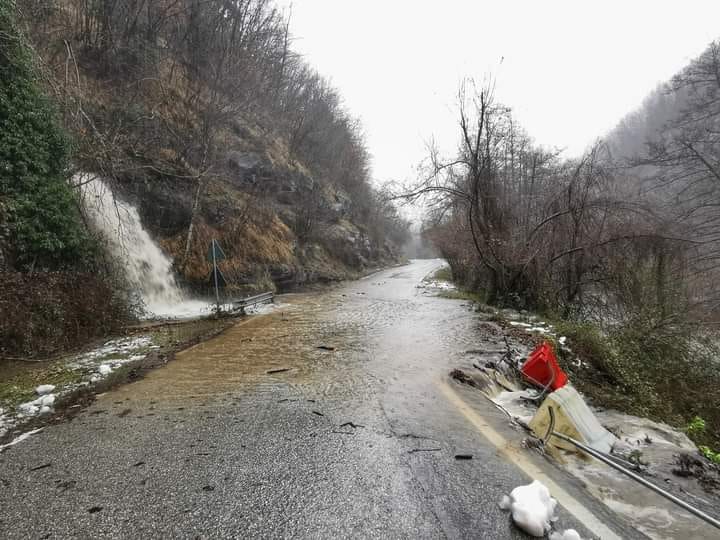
(0, 260), (643, 539)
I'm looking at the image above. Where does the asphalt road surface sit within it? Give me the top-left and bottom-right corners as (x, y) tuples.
(0, 260), (644, 539)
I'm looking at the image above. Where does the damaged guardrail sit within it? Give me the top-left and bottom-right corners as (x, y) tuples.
(232, 291), (275, 315)
(232, 291), (274, 315)
(544, 406), (720, 532)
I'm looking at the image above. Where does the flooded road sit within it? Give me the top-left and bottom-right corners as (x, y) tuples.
(0, 260), (640, 539)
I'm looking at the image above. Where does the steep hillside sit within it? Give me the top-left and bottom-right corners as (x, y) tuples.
(1, 0), (409, 358)
(22, 0), (409, 293)
(0, 1), (131, 357)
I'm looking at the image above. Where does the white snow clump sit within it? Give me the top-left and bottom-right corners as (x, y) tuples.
(499, 479), (558, 537)
(35, 385), (56, 395)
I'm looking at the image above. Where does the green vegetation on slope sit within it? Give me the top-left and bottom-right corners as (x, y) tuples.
(0, 0), (90, 270)
(554, 316), (720, 450)
(0, 2), (132, 359)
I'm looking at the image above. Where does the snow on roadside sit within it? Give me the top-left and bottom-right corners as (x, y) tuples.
(0, 408), (12, 439)
(68, 336), (157, 384)
(499, 479), (584, 538)
(510, 319), (557, 337)
(0, 428), (43, 453)
(1, 302), (277, 450)
(420, 279), (456, 291)
(1, 335), (157, 446)
(35, 384), (55, 395)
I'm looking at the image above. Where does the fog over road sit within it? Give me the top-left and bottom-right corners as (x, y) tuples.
(0, 260), (642, 539)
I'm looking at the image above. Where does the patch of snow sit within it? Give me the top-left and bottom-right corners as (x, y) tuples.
(558, 336), (567, 346)
(528, 326), (550, 333)
(98, 364), (113, 376)
(492, 390), (538, 424)
(510, 321), (533, 327)
(38, 394), (55, 407)
(17, 402), (39, 416)
(67, 336), (154, 384)
(419, 279), (456, 291)
(17, 393), (57, 418)
(499, 480), (557, 537)
(69, 336), (153, 370)
(550, 530), (583, 540)
(0, 428), (43, 453)
(0, 409), (12, 439)
(35, 384), (55, 395)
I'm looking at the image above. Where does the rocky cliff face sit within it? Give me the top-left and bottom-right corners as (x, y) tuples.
(112, 121), (400, 293)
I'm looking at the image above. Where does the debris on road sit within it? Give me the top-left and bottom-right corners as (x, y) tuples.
(339, 421), (364, 429)
(454, 454), (473, 460)
(449, 369), (481, 388)
(316, 345), (336, 351)
(311, 410), (324, 417)
(521, 341), (568, 391)
(408, 448), (441, 453)
(266, 368), (290, 374)
(529, 386), (617, 454)
(499, 479), (558, 537)
(451, 332), (720, 539)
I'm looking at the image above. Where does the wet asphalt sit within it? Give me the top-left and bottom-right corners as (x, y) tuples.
(0, 260), (644, 539)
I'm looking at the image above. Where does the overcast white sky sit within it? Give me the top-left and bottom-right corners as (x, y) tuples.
(277, 1), (720, 186)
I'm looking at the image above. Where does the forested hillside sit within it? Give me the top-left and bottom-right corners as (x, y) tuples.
(415, 42), (720, 448)
(1, 0), (409, 357)
(1, 0), (131, 357)
(21, 0), (409, 286)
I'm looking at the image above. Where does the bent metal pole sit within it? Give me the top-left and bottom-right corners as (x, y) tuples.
(546, 407), (720, 531)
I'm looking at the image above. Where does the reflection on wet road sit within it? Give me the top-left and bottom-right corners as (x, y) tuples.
(0, 260), (639, 539)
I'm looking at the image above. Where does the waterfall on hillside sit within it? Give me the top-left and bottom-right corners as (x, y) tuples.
(78, 175), (209, 319)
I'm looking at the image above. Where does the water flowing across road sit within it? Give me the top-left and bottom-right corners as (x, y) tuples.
(0, 260), (643, 539)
